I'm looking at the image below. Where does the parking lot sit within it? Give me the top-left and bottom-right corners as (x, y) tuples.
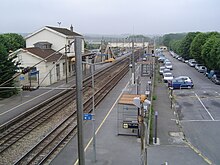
(161, 51), (220, 164)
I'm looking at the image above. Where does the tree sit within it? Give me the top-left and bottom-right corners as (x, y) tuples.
(179, 32), (199, 59)
(0, 33), (25, 53)
(0, 33), (24, 98)
(210, 38), (220, 70)
(201, 36), (219, 69)
(170, 39), (182, 55)
(190, 33), (208, 63)
(162, 33), (186, 48)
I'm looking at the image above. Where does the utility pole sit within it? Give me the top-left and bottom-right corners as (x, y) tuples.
(131, 39), (135, 84)
(75, 36), (85, 165)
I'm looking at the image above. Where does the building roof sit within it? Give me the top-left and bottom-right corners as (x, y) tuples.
(24, 47), (65, 62)
(46, 26), (82, 36)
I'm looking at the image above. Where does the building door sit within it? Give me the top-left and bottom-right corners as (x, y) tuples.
(56, 64), (60, 81)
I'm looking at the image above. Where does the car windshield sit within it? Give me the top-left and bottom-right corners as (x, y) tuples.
(163, 69), (170, 73)
(164, 73), (172, 77)
(173, 78), (184, 83)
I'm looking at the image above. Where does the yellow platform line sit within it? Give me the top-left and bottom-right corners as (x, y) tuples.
(184, 140), (212, 165)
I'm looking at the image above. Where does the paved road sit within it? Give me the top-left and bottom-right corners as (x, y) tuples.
(165, 51), (220, 165)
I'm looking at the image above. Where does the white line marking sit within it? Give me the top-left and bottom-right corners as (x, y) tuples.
(181, 120), (220, 122)
(74, 81), (130, 165)
(194, 93), (214, 121)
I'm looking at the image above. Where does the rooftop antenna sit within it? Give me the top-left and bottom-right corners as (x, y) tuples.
(57, 22), (61, 27)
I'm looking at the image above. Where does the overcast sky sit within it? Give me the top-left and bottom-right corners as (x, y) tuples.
(1, 0), (219, 35)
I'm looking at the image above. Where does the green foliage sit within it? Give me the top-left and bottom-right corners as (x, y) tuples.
(0, 33), (25, 52)
(179, 32), (199, 59)
(162, 33), (186, 48)
(210, 38), (220, 70)
(0, 33), (23, 98)
(201, 36), (215, 68)
(190, 33), (208, 63)
(163, 31), (220, 70)
(170, 39), (182, 55)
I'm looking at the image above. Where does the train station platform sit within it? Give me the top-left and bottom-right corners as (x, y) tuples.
(51, 68), (152, 165)
(0, 55), (208, 164)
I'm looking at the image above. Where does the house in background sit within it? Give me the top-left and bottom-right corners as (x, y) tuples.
(25, 25), (84, 77)
(12, 45), (65, 86)
(11, 25), (85, 86)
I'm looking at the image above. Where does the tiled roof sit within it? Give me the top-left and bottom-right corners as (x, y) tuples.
(46, 26), (82, 36)
(24, 47), (65, 62)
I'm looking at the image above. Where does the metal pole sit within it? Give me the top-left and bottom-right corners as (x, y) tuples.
(91, 63), (96, 162)
(170, 87), (173, 108)
(65, 44), (68, 84)
(154, 111), (158, 144)
(132, 39), (135, 84)
(141, 102), (146, 165)
(75, 36), (85, 165)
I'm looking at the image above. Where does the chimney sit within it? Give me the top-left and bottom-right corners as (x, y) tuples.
(70, 24), (73, 32)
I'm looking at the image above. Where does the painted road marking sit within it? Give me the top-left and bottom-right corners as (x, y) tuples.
(194, 93), (214, 121)
(184, 140), (212, 165)
(74, 81), (130, 165)
(180, 119), (220, 122)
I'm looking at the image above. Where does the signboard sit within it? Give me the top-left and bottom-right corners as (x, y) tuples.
(19, 76), (25, 81)
(83, 113), (92, 120)
(122, 121), (138, 129)
(30, 70), (39, 76)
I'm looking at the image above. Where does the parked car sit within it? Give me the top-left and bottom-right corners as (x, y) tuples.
(197, 66), (207, 73)
(168, 77), (194, 89)
(207, 70), (220, 79)
(175, 76), (193, 83)
(177, 57), (183, 61)
(188, 61), (197, 67)
(163, 72), (174, 83)
(211, 74), (220, 85)
(165, 62), (173, 70)
(159, 66), (166, 75)
(195, 64), (203, 70)
(163, 68), (171, 77)
(163, 59), (170, 64)
(158, 56), (166, 62)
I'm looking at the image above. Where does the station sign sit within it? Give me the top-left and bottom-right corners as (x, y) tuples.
(84, 113), (92, 120)
(122, 121), (138, 129)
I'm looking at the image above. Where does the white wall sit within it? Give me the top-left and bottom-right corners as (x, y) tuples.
(26, 29), (84, 56)
(26, 29), (67, 53)
(17, 51), (66, 86)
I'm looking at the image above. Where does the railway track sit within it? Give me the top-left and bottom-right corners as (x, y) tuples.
(0, 51), (141, 164)
(12, 62), (129, 165)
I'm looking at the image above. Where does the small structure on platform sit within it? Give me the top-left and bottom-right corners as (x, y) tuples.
(117, 94), (141, 136)
(137, 60), (153, 77)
